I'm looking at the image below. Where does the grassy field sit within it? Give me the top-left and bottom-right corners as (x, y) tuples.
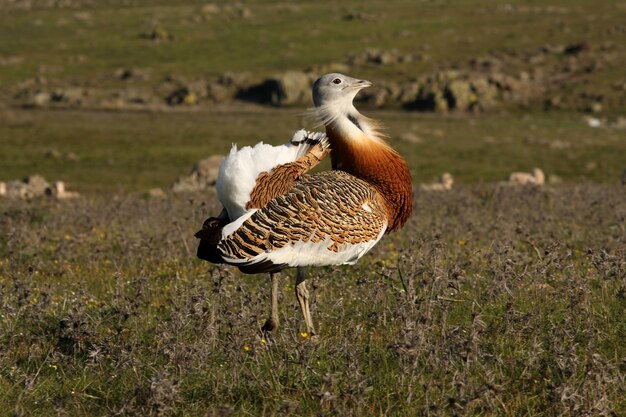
(1, 0), (626, 113)
(1, 0), (625, 85)
(1, 0), (626, 415)
(1, 108), (624, 192)
(1, 185), (625, 416)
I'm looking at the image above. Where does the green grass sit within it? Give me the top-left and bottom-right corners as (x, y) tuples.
(1, 0), (625, 88)
(1, 108), (624, 192)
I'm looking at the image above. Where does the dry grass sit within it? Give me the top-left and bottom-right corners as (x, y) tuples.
(1, 184), (624, 416)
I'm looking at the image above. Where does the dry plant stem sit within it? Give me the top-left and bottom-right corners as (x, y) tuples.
(262, 273), (280, 332)
(295, 267), (316, 335)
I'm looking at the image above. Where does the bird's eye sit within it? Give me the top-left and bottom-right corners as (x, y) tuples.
(332, 78), (342, 85)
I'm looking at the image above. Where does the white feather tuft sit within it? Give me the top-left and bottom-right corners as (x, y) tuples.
(216, 129), (328, 220)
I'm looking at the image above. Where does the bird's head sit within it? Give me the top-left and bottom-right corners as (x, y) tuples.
(312, 73), (372, 108)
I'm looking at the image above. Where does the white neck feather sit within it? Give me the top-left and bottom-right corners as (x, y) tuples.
(312, 98), (384, 144)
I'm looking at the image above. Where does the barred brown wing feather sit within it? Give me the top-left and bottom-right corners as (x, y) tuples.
(246, 134), (330, 210)
(218, 170), (388, 273)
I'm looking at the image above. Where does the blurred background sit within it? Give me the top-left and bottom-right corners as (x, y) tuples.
(1, 0), (625, 193)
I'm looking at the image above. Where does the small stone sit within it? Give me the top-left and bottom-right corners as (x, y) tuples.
(31, 92), (51, 107)
(45, 148), (62, 159)
(445, 80), (472, 111)
(172, 155), (222, 193)
(148, 188), (166, 198)
(589, 102), (603, 113)
(610, 117), (626, 129)
(23, 175), (50, 195)
(398, 132), (423, 144)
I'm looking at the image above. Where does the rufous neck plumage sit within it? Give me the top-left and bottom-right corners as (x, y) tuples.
(318, 103), (413, 231)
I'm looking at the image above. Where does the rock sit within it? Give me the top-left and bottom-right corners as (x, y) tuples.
(470, 56), (503, 71)
(200, 3), (251, 19)
(194, 156), (222, 183)
(115, 68), (151, 81)
(0, 182), (6, 196)
(588, 102), (603, 113)
(398, 82), (421, 103)
(31, 91), (51, 107)
(470, 78), (498, 110)
(140, 26), (172, 42)
(584, 117), (602, 128)
(385, 82), (403, 101)
(166, 87), (196, 106)
(3, 175), (50, 199)
(545, 95), (562, 110)
(218, 72), (250, 88)
(421, 173), (454, 191)
(207, 82), (233, 102)
(270, 71), (311, 106)
(110, 88), (156, 107)
(200, 4), (220, 14)
(51, 88), (86, 105)
(347, 48), (413, 66)
(45, 149), (80, 161)
(172, 155), (222, 193)
(445, 80), (473, 111)
(564, 42), (591, 55)
(341, 11), (376, 21)
(409, 83), (448, 113)
(24, 175), (50, 195)
(45, 181), (79, 199)
(237, 71), (312, 106)
(183, 91), (197, 105)
(45, 148), (62, 159)
(541, 44), (565, 54)
(508, 168), (545, 186)
(207, 72), (249, 102)
(148, 188), (166, 198)
(5, 181), (30, 199)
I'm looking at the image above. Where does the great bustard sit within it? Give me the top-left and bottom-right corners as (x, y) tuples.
(195, 73), (413, 335)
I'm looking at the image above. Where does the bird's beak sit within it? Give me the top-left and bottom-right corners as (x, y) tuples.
(351, 79), (373, 89)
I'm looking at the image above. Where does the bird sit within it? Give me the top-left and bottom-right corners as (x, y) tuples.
(195, 73), (413, 335)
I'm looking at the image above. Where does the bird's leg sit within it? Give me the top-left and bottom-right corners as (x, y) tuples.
(295, 267), (316, 335)
(261, 273), (280, 333)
